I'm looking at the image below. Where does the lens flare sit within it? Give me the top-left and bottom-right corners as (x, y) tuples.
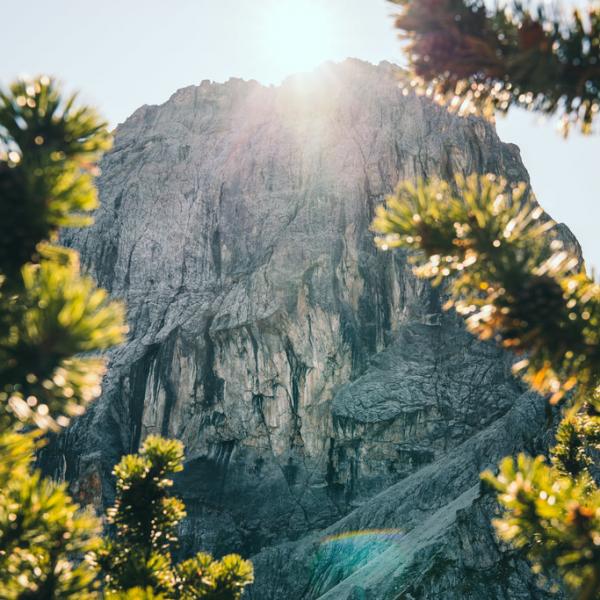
(313, 529), (405, 579)
(320, 529), (404, 545)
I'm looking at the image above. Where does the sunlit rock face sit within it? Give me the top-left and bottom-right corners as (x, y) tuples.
(53, 59), (563, 598)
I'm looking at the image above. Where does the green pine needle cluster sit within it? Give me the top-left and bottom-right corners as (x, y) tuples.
(390, 0), (600, 134)
(0, 76), (126, 432)
(482, 453), (600, 599)
(175, 553), (254, 600)
(0, 432), (101, 599)
(373, 172), (600, 597)
(0, 77), (111, 277)
(94, 436), (253, 599)
(552, 406), (600, 480)
(374, 173), (600, 406)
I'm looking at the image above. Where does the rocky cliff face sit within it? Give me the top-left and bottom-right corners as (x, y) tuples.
(53, 60), (563, 598)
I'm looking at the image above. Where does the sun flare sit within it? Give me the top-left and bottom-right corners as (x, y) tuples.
(259, 0), (339, 82)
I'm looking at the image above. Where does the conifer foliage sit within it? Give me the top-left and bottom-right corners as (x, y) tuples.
(377, 1), (600, 597)
(390, 0), (600, 134)
(374, 174), (600, 597)
(0, 75), (122, 599)
(0, 77), (252, 598)
(95, 435), (253, 599)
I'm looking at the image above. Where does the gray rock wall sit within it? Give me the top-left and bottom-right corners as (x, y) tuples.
(52, 60), (563, 598)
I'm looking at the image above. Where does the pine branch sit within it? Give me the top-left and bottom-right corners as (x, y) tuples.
(390, 0), (600, 134)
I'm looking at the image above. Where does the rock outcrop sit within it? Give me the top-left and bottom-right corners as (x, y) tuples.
(51, 60), (564, 598)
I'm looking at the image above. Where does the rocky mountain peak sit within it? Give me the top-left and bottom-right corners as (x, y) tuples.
(54, 60), (560, 598)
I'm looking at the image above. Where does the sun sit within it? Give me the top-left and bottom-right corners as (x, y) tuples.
(259, 0), (340, 82)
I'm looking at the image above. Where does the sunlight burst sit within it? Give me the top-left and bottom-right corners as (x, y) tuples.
(259, 0), (339, 81)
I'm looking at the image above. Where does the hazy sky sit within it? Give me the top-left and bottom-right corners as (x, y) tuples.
(4, 0), (599, 269)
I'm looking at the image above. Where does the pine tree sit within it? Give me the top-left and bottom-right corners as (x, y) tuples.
(93, 435), (253, 599)
(375, 3), (600, 595)
(0, 75), (123, 599)
(0, 77), (253, 598)
(374, 173), (600, 598)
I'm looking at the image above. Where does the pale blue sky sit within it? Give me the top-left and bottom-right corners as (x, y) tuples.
(4, 0), (599, 269)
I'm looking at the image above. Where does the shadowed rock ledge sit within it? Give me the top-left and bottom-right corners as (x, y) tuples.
(49, 59), (564, 598)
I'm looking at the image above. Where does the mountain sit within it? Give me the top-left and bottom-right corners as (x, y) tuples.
(52, 59), (563, 598)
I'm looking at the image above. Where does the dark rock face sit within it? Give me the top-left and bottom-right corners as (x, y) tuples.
(54, 60), (563, 598)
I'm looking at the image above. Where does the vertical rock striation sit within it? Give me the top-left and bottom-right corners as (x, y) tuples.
(54, 60), (564, 598)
